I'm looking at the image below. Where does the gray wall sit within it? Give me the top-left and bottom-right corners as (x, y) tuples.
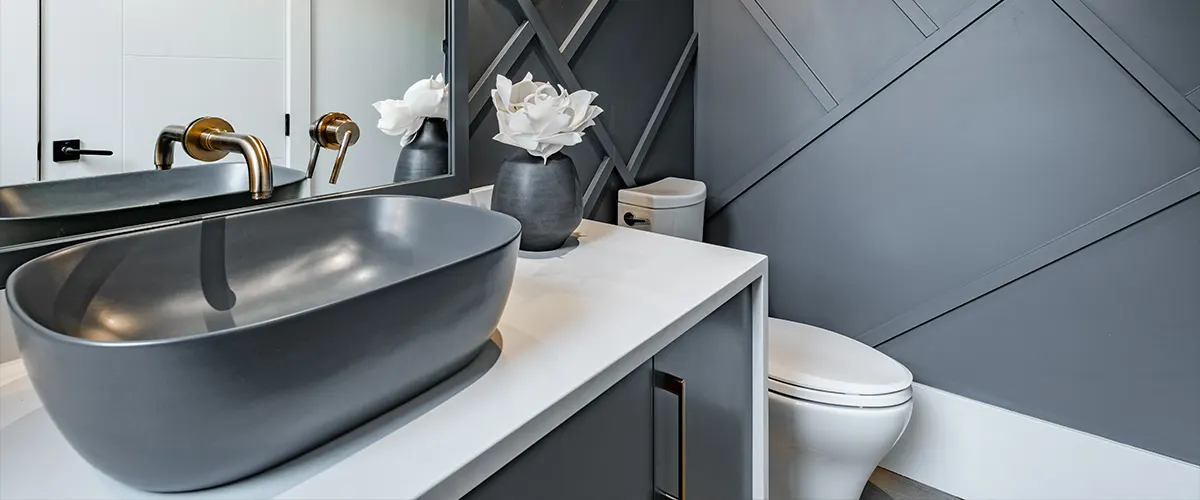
(468, 0), (696, 223)
(698, 0), (1200, 464)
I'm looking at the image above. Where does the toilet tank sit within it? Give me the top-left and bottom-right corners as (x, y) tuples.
(617, 177), (706, 241)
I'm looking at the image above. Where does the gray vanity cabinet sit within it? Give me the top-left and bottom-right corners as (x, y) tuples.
(462, 362), (656, 500)
(654, 287), (755, 499)
(464, 288), (755, 500)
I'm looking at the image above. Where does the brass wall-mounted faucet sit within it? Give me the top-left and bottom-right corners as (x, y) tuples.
(308, 112), (360, 184)
(154, 117), (274, 200)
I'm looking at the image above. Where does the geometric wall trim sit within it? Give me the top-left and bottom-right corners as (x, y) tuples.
(863, 164), (1200, 347)
(468, 0), (697, 217)
(845, 0), (1200, 346)
(893, 0), (940, 36)
(858, 0), (1200, 347)
(706, 0), (1005, 217)
(711, 0), (1200, 349)
(738, 0), (837, 111)
(1057, 0), (1200, 142)
(699, 0), (1200, 464)
(708, 0), (1200, 220)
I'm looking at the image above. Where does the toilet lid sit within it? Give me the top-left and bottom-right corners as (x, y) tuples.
(769, 318), (912, 396)
(617, 177), (706, 209)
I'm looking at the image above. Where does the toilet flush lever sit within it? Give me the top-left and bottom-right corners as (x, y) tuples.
(623, 212), (650, 227)
(307, 112), (360, 184)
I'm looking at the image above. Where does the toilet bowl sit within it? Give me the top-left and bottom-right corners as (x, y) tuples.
(768, 318), (914, 500)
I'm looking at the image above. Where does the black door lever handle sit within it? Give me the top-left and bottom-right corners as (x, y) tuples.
(53, 139), (114, 162)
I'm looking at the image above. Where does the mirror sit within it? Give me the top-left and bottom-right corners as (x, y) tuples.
(0, 0), (463, 256)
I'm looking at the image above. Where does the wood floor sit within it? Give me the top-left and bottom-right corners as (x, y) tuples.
(861, 468), (960, 500)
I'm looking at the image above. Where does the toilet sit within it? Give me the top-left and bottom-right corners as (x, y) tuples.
(616, 181), (915, 500)
(617, 177), (706, 241)
(768, 318), (914, 500)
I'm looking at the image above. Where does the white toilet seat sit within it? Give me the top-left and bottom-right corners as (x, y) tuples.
(768, 318), (914, 408)
(768, 377), (912, 408)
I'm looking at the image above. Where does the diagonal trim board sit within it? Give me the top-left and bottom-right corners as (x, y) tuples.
(469, 22), (534, 122)
(865, 165), (1200, 347)
(516, 0), (636, 187)
(471, 0), (698, 216)
(854, 0), (1200, 347)
(1054, 0), (1200, 142)
(704, 0), (1200, 349)
(892, 0), (939, 36)
(582, 157), (615, 217)
(559, 0), (611, 61)
(628, 34), (698, 179)
(739, 0), (837, 111)
(706, 0), (1005, 218)
(585, 37), (698, 217)
(468, 0), (611, 128)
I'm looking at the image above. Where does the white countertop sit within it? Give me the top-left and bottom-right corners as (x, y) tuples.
(0, 190), (768, 500)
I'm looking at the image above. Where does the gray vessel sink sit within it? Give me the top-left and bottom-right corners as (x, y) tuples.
(0, 163), (308, 247)
(5, 195), (521, 492)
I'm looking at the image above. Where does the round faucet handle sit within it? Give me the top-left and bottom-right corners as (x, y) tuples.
(308, 112), (360, 183)
(309, 112), (359, 149)
(182, 117), (235, 162)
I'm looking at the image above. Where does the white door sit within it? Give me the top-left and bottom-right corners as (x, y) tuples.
(39, 0), (305, 181)
(0, 0), (40, 187)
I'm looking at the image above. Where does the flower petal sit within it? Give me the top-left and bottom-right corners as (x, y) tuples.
(493, 74), (514, 110)
(536, 131), (584, 146)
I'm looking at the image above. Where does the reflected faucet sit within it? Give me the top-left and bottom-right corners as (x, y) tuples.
(154, 117), (274, 200)
(308, 112), (360, 184)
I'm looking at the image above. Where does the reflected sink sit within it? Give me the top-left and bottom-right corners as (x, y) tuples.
(5, 195), (521, 492)
(0, 163), (308, 247)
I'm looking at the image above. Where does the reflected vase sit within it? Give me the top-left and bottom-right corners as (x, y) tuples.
(394, 118), (449, 183)
(491, 151), (581, 252)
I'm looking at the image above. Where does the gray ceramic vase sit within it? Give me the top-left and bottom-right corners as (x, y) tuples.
(394, 118), (449, 183)
(491, 151), (582, 252)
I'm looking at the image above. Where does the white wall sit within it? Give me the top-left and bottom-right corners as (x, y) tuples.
(309, 0), (446, 194)
(38, 0), (289, 181)
(0, 0), (40, 187)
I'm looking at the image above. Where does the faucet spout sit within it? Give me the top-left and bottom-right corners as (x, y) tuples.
(154, 125), (186, 170)
(151, 117), (274, 199)
(201, 132), (274, 200)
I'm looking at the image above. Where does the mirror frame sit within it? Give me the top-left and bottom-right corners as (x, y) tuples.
(0, 0), (469, 286)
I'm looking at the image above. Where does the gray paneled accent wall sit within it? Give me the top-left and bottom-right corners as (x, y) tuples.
(913, 0), (975, 27)
(697, 0), (1200, 464)
(879, 194), (1200, 468)
(468, 0), (696, 223)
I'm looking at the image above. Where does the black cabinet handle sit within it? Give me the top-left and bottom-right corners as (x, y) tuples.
(655, 370), (686, 500)
(53, 139), (113, 162)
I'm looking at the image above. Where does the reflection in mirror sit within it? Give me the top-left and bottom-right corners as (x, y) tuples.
(0, 0), (452, 252)
(310, 0), (448, 194)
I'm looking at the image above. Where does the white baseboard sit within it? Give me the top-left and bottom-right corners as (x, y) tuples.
(880, 383), (1200, 499)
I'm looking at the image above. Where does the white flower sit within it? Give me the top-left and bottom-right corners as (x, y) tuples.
(373, 73), (449, 146)
(491, 73), (603, 161)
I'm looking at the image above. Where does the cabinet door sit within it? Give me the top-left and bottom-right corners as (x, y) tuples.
(463, 361), (654, 500)
(653, 287), (754, 500)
